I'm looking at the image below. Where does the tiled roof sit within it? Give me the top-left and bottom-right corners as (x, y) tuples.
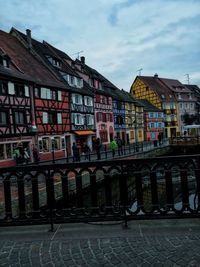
(11, 28), (94, 96)
(138, 76), (176, 101)
(136, 99), (161, 112)
(184, 84), (200, 96)
(1, 29), (66, 88)
(160, 78), (191, 93)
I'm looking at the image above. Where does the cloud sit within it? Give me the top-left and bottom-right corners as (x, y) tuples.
(0, 0), (200, 89)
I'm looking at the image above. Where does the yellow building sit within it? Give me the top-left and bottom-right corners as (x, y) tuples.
(130, 75), (179, 138)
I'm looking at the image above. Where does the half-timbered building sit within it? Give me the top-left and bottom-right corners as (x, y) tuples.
(74, 57), (114, 145)
(10, 28), (71, 161)
(0, 30), (36, 167)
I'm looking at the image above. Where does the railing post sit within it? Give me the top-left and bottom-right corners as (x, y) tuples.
(104, 145), (107, 159)
(120, 162), (128, 228)
(31, 175), (40, 218)
(46, 170), (55, 232)
(17, 174), (26, 219)
(3, 176), (12, 220)
(150, 171), (159, 212)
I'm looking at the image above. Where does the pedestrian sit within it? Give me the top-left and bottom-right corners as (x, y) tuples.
(72, 142), (80, 162)
(158, 132), (162, 146)
(116, 136), (123, 156)
(83, 143), (90, 160)
(33, 145), (40, 164)
(13, 145), (21, 165)
(24, 147), (30, 164)
(95, 138), (102, 160)
(110, 138), (118, 158)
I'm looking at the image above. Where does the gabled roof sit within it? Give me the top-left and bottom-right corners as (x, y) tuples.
(1, 29), (67, 88)
(160, 78), (191, 93)
(184, 84), (200, 96)
(136, 75), (176, 102)
(75, 58), (118, 90)
(11, 28), (93, 95)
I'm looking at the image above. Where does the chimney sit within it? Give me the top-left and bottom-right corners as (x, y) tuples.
(26, 29), (32, 49)
(154, 73), (158, 78)
(80, 56), (85, 65)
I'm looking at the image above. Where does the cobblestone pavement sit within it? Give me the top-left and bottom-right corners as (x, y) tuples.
(0, 219), (200, 267)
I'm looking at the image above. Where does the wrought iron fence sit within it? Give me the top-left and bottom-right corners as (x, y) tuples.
(0, 154), (200, 228)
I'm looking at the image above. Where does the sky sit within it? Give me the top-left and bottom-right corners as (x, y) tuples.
(0, 0), (200, 91)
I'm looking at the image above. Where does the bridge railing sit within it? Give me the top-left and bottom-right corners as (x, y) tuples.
(0, 154), (200, 227)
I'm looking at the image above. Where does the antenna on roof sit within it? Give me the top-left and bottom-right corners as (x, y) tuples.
(137, 68), (143, 76)
(71, 50), (84, 60)
(185, 74), (190, 84)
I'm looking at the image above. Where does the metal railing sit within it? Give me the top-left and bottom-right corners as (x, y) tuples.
(0, 153), (200, 228)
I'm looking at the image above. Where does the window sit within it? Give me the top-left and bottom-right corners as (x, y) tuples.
(41, 88), (51, 99)
(53, 137), (61, 150)
(84, 96), (92, 106)
(75, 77), (83, 88)
(58, 91), (62, 101)
(42, 137), (50, 152)
(0, 81), (8, 95)
(34, 88), (40, 98)
(48, 112), (57, 124)
(14, 111), (25, 124)
(8, 82), (15, 95)
(43, 112), (48, 124)
(15, 84), (25, 97)
(57, 113), (62, 124)
(73, 94), (82, 104)
(39, 137), (51, 152)
(74, 114), (84, 125)
(86, 114), (94, 125)
(117, 102), (122, 110)
(0, 111), (8, 125)
(25, 86), (29, 97)
(149, 112), (154, 118)
(116, 116), (123, 125)
(0, 142), (13, 160)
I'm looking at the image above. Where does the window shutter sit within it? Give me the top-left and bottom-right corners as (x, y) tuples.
(96, 112), (99, 122)
(79, 95), (83, 104)
(8, 82), (15, 95)
(96, 95), (100, 103)
(110, 113), (113, 122)
(43, 112), (48, 123)
(102, 113), (106, 122)
(25, 85), (29, 97)
(81, 115), (85, 125)
(91, 115), (94, 125)
(57, 113), (62, 124)
(58, 91), (62, 101)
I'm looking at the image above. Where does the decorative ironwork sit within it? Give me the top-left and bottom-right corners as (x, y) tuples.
(0, 154), (199, 227)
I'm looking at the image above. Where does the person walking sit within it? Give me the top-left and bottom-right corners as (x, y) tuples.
(95, 138), (102, 160)
(158, 132), (162, 146)
(72, 142), (80, 162)
(32, 145), (40, 164)
(83, 143), (90, 160)
(116, 136), (123, 156)
(110, 138), (118, 158)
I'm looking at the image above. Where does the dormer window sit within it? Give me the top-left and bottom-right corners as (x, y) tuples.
(46, 56), (62, 68)
(0, 57), (9, 68)
(161, 94), (165, 99)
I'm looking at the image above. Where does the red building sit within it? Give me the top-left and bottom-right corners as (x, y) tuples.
(0, 29), (71, 167)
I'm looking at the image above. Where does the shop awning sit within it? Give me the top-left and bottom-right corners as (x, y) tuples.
(75, 130), (96, 135)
